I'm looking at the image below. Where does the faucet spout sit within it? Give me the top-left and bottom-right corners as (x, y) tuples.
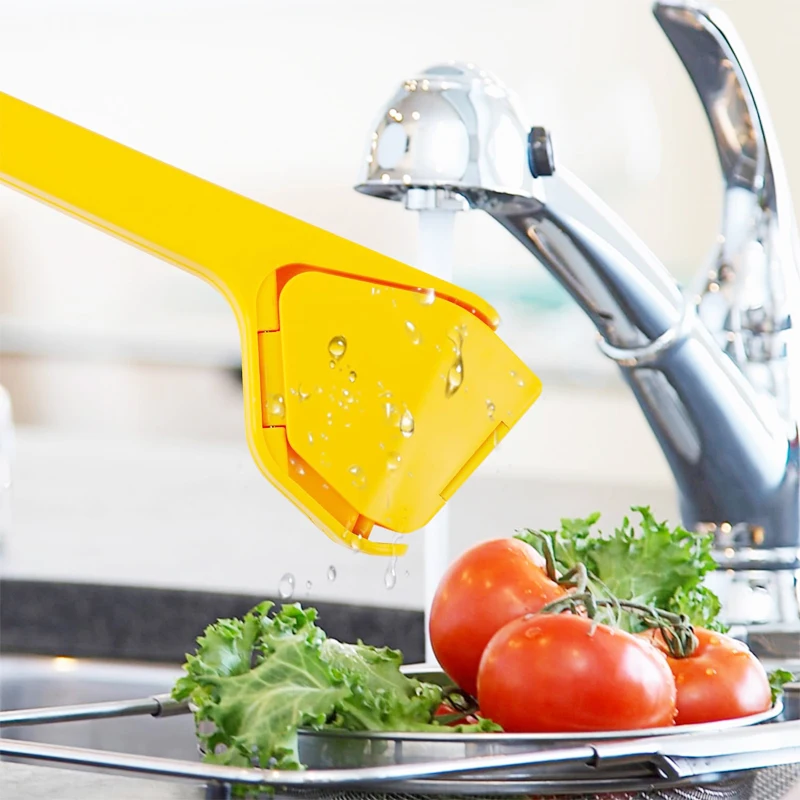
(355, 5), (800, 625)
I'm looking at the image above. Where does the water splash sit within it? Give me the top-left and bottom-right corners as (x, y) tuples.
(305, 580), (312, 594)
(486, 400), (496, 419)
(327, 565), (337, 582)
(386, 452), (402, 471)
(420, 288), (435, 306)
(278, 573), (295, 599)
(349, 371), (357, 383)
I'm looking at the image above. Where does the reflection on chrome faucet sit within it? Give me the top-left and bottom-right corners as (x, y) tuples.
(355, 2), (800, 627)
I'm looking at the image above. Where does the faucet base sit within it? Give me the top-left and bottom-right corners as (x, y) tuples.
(708, 554), (800, 627)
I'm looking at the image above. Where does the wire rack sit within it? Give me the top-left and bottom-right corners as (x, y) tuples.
(2, 693), (800, 800)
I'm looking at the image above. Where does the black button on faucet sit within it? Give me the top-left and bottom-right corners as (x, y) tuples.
(528, 126), (555, 178)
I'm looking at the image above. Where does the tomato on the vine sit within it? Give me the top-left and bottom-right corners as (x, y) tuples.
(477, 613), (677, 732)
(429, 538), (566, 697)
(640, 627), (771, 725)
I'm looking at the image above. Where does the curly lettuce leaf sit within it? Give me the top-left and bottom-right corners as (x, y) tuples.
(516, 506), (725, 632)
(174, 602), (498, 775)
(320, 639), (441, 732)
(769, 669), (795, 704)
(175, 602), (341, 770)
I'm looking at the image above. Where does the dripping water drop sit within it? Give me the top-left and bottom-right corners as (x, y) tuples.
(278, 573), (295, 599)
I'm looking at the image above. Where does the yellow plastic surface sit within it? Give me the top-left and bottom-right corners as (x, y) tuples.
(0, 91), (543, 554)
(280, 272), (540, 532)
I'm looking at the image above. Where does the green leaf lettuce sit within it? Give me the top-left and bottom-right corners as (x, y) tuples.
(516, 506), (725, 632)
(173, 602), (498, 774)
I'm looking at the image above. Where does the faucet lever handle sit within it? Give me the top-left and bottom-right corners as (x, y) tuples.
(653, 1), (791, 213)
(654, 2), (800, 423)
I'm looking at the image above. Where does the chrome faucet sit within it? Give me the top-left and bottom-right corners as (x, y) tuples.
(355, 2), (800, 628)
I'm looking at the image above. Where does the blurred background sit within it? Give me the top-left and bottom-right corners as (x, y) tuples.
(1, 0), (799, 610)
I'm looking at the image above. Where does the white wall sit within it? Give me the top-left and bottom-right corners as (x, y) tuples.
(1, 388), (678, 610)
(3, 0), (800, 331)
(1, 0), (799, 605)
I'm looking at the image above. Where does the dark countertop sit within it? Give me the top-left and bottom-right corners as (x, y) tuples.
(0, 579), (425, 663)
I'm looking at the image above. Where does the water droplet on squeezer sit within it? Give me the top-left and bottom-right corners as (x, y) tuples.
(328, 335), (347, 361)
(405, 320), (421, 345)
(348, 465), (367, 488)
(445, 331), (465, 398)
(268, 394), (285, 419)
(399, 409), (415, 438)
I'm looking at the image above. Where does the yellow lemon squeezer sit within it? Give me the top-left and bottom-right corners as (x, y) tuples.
(0, 92), (542, 556)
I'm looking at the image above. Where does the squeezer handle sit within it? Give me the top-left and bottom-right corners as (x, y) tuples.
(0, 92), (541, 554)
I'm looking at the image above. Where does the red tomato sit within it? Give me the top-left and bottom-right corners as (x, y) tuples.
(640, 627), (771, 725)
(429, 538), (566, 696)
(477, 613), (677, 732)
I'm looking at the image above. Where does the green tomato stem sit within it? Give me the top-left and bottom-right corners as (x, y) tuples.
(538, 592), (699, 658)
